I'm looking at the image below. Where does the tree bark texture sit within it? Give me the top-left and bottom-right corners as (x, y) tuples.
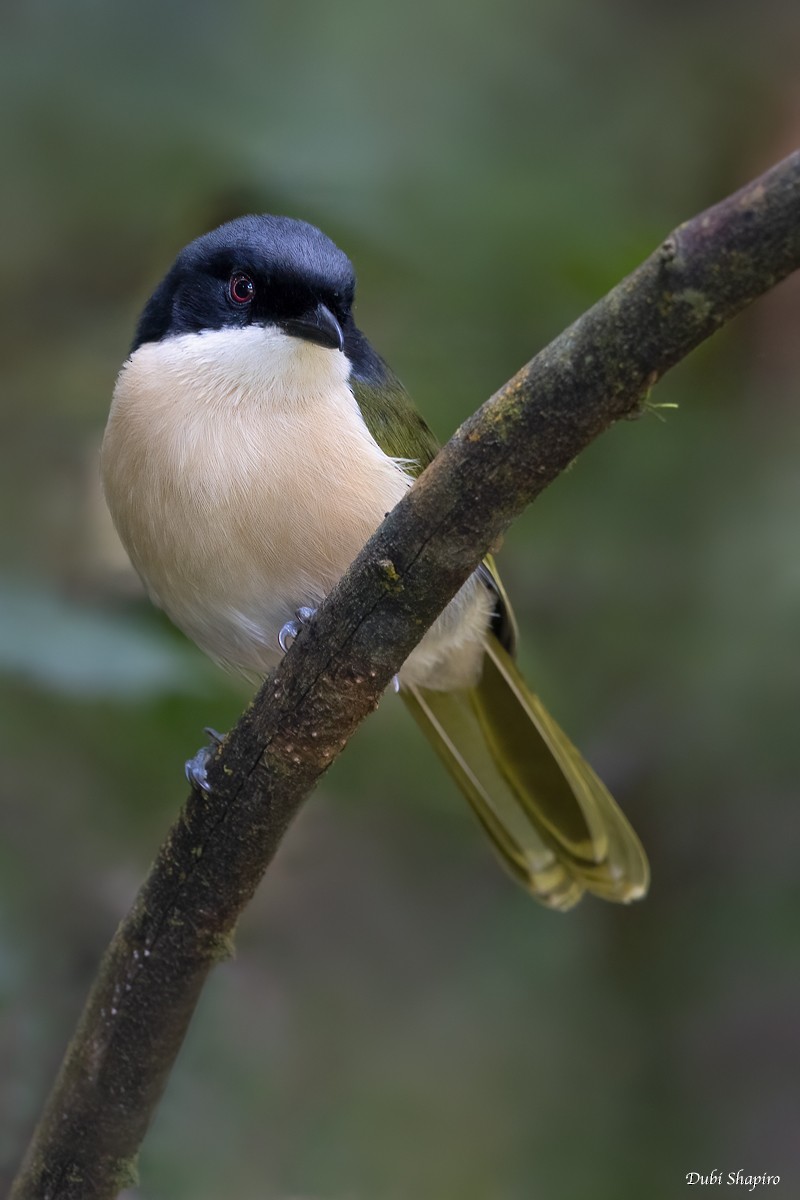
(11, 149), (800, 1199)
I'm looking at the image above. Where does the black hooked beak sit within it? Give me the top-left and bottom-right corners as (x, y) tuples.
(279, 302), (344, 352)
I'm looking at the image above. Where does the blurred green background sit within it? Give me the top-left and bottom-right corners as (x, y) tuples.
(2, 1), (799, 1197)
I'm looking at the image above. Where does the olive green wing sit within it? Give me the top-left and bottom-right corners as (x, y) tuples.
(351, 369), (517, 650)
(351, 349), (649, 909)
(351, 371), (440, 477)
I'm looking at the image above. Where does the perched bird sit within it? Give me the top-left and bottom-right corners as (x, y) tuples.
(102, 215), (649, 911)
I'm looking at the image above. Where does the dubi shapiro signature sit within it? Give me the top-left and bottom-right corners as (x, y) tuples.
(686, 1171), (780, 1191)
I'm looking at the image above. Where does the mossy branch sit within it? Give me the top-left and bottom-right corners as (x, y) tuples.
(11, 149), (800, 1199)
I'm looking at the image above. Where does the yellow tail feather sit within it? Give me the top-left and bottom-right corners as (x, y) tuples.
(401, 637), (649, 911)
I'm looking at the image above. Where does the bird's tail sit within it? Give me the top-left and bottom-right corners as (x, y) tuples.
(401, 637), (649, 911)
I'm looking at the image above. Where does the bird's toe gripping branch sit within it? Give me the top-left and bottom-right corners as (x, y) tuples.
(185, 727), (225, 794)
(278, 606), (317, 652)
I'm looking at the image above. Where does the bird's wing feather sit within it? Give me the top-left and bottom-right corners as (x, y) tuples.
(351, 371), (440, 476)
(351, 361), (517, 649)
(350, 339), (648, 908)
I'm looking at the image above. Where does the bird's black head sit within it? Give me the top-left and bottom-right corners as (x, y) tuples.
(131, 215), (356, 355)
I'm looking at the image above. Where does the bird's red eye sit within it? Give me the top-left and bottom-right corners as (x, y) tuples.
(229, 273), (255, 304)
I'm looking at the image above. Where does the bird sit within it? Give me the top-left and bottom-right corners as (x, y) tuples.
(101, 214), (649, 911)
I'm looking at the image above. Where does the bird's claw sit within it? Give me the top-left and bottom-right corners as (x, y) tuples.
(278, 621), (299, 653)
(185, 727), (224, 794)
(278, 606), (317, 652)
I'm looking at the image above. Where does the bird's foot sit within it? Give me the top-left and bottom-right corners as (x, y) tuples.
(185, 727), (225, 794)
(278, 606), (317, 652)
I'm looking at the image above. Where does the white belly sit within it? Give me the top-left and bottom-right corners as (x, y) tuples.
(101, 327), (491, 688)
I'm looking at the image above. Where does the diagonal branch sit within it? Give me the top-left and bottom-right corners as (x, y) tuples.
(11, 149), (800, 1200)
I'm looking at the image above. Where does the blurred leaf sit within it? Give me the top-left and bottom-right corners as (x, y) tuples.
(0, 579), (208, 697)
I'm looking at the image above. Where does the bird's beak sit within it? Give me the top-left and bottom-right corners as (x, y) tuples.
(279, 303), (344, 352)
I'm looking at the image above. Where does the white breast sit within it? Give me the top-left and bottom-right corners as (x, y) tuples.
(101, 326), (491, 688)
